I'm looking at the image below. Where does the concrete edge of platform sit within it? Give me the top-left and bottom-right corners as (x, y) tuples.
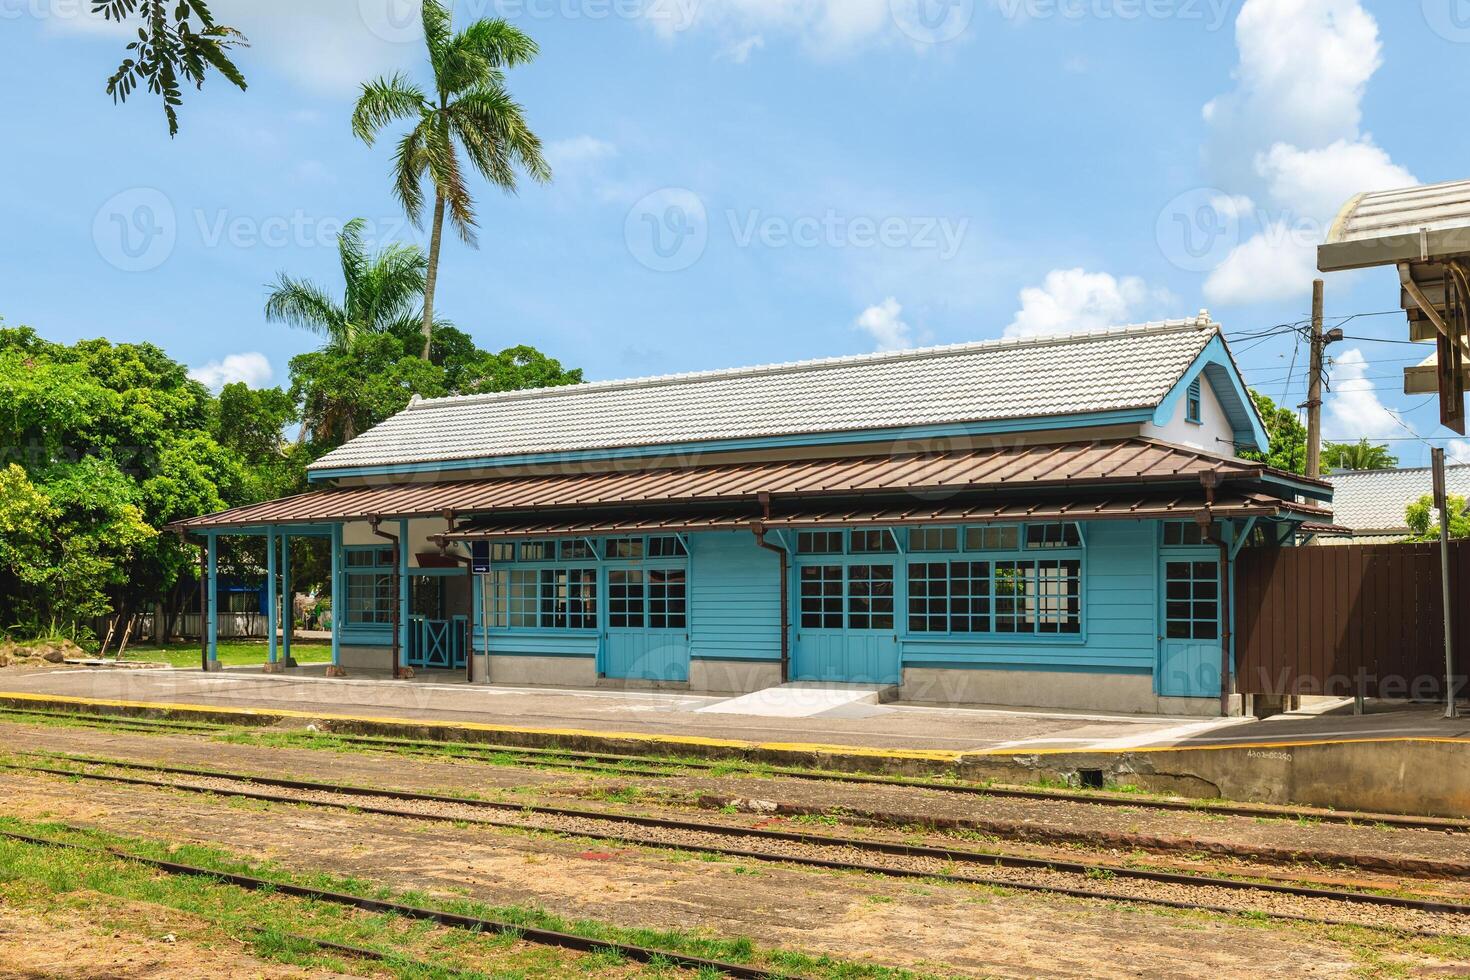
(2, 691), (1467, 816)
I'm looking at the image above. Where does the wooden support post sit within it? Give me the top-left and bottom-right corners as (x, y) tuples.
(398, 519), (411, 675)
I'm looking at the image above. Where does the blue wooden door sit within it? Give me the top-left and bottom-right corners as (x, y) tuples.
(1158, 555), (1222, 698)
(603, 566), (690, 682)
(793, 561), (900, 684)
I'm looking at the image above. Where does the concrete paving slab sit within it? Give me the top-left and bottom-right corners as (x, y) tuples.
(696, 683), (897, 719)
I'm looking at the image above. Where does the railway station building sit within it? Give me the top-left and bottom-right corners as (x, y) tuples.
(173, 315), (1333, 716)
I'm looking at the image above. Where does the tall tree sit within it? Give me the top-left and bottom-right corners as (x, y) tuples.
(1241, 390), (1312, 475)
(95, 0), (247, 136)
(264, 218), (432, 353)
(351, 3), (551, 359)
(1321, 439), (1398, 472)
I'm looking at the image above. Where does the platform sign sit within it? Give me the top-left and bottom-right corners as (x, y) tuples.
(470, 541), (492, 575)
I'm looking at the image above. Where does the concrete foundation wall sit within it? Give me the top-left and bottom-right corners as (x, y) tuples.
(482, 655), (597, 689)
(689, 660), (784, 695)
(339, 644), (396, 672)
(901, 666), (1236, 717)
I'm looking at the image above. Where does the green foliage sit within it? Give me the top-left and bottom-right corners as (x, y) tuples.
(95, 0), (248, 137)
(1405, 494), (1470, 541)
(1240, 390), (1311, 475)
(0, 324), (289, 639)
(1321, 439), (1398, 472)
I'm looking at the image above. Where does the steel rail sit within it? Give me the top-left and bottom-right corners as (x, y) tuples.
(299, 732), (1470, 834)
(11, 754), (1470, 928)
(0, 829), (788, 979)
(5, 705), (1467, 833)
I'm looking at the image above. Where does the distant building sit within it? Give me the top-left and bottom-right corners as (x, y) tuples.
(1321, 464), (1470, 544)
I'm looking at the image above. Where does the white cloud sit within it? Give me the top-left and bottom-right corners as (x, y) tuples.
(644, 0), (906, 55)
(1448, 440), (1470, 466)
(1324, 347), (1399, 440)
(1003, 268), (1168, 339)
(1204, 0), (1383, 182)
(189, 352), (273, 391)
(1197, 1), (1415, 308)
(1203, 220), (1320, 306)
(1255, 139), (1416, 224)
(853, 298), (913, 351)
(546, 136), (619, 171)
(720, 34), (767, 63)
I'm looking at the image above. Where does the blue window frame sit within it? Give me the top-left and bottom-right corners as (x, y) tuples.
(1162, 521), (1207, 547)
(344, 547), (395, 625)
(1186, 378), (1203, 424)
(904, 524), (1084, 637)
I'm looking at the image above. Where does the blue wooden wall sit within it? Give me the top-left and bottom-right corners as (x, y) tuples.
(688, 531), (783, 666)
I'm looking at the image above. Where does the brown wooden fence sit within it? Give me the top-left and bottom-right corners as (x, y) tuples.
(1234, 541), (1469, 699)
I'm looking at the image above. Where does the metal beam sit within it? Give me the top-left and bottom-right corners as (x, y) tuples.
(266, 526), (278, 665)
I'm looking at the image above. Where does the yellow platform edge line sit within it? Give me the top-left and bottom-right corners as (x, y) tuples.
(0, 690), (1464, 761)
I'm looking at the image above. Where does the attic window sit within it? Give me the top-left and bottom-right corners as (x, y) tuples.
(1186, 379), (1203, 425)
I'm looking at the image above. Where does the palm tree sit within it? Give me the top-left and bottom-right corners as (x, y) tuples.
(1322, 439), (1399, 472)
(351, 2), (551, 360)
(265, 218), (430, 350)
(265, 218), (435, 442)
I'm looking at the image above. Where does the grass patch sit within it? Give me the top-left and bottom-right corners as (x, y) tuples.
(118, 641), (333, 669)
(0, 815), (930, 979)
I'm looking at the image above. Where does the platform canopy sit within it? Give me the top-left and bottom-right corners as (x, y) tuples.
(170, 436), (1329, 544)
(1319, 179), (1470, 432)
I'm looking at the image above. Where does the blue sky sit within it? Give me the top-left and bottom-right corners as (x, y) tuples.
(3, 0), (1469, 465)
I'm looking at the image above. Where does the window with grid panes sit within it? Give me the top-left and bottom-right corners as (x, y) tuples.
(850, 529), (896, 553)
(648, 569), (687, 629)
(799, 564), (844, 628)
(964, 525), (1019, 551)
(796, 531), (844, 554)
(910, 527), (958, 552)
(345, 548), (395, 625)
(847, 564), (895, 630)
(609, 569), (645, 627)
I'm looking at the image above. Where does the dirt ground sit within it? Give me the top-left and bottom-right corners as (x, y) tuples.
(0, 765), (1438, 979)
(0, 899), (351, 979)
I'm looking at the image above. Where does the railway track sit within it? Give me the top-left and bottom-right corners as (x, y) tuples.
(0, 828), (783, 978)
(5, 704), (1463, 834)
(6, 752), (1468, 937)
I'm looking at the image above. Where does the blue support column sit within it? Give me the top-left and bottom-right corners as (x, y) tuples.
(280, 530), (293, 666)
(398, 519), (411, 670)
(330, 524), (343, 667)
(266, 526), (278, 664)
(206, 534), (219, 666)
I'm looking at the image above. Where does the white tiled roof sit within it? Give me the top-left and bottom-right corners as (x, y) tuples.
(309, 317), (1220, 472)
(1326, 465), (1470, 532)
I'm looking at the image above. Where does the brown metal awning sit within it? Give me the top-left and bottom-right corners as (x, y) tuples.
(440, 491), (1329, 541)
(171, 438), (1322, 532)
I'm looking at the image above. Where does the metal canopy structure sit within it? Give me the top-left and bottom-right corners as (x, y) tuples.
(1319, 179), (1470, 433)
(169, 438), (1329, 533)
(440, 489), (1330, 542)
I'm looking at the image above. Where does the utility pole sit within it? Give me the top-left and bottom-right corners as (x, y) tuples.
(1305, 279), (1325, 478)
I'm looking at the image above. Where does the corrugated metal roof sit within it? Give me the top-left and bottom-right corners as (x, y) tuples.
(176, 438), (1281, 531)
(443, 491), (1327, 541)
(307, 318), (1221, 473)
(1326, 464), (1470, 532)
(1319, 179), (1470, 272)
